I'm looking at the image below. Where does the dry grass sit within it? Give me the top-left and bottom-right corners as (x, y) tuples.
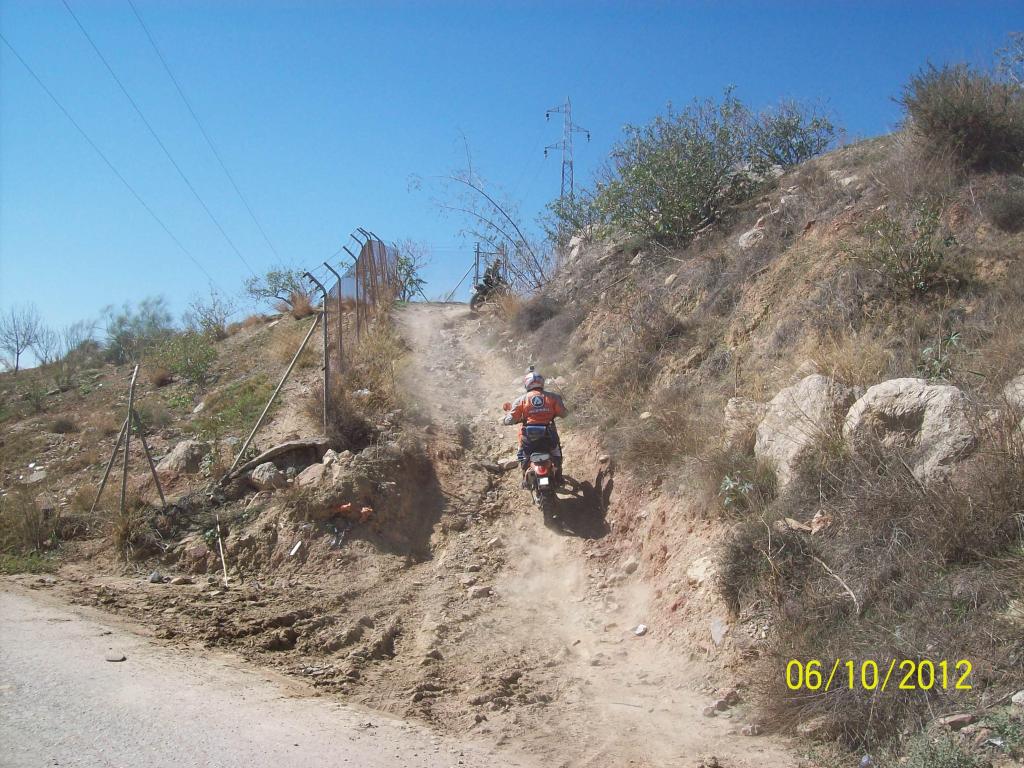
(107, 494), (157, 561)
(269, 318), (321, 369)
(276, 291), (316, 320)
(871, 132), (964, 208)
(88, 413), (123, 437)
(305, 379), (375, 452)
(493, 293), (523, 322)
(342, 318), (408, 416)
(70, 483), (98, 513)
(227, 313), (268, 336)
(982, 174), (1024, 233)
(135, 400), (173, 430)
(0, 485), (57, 552)
(815, 331), (895, 388)
(719, 417), (1024, 749)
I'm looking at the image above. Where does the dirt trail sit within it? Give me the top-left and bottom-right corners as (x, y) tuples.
(395, 303), (800, 768)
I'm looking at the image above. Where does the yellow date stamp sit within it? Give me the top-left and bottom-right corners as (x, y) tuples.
(785, 659), (973, 692)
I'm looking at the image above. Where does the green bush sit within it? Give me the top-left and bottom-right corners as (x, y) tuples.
(150, 331), (216, 387)
(548, 90), (834, 246)
(103, 297), (174, 364)
(749, 99), (835, 168)
(902, 63), (1024, 172)
(852, 206), (961, 297)
(901, 734), (982, 768)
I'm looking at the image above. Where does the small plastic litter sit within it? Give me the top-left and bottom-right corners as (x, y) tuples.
(633, 624), (648, 636)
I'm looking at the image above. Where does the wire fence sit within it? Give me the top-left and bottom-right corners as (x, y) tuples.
(321, 235), (397, 378)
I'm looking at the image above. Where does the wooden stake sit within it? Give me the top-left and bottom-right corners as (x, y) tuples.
(119, 365), (140, 524)
(132, 409), (166, 509)
(90, 416), (128, 515)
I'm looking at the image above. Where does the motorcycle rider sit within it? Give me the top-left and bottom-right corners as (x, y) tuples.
(503, 368), (567, 483)
(477, 261), (502, 298)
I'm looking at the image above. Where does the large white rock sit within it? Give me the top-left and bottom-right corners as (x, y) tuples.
(755, 375), (855, 487)
(156, 440), (207, 475)
(843, 378), (977, 484)
(249, 462), (286, 491)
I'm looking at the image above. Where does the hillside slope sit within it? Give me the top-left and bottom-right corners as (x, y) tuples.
(494, 132), (1024, 763)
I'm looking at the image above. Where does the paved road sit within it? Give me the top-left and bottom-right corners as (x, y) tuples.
(0, 587), (532, 768)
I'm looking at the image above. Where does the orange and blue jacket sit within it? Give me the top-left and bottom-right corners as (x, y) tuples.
(508, 389), (567, 438)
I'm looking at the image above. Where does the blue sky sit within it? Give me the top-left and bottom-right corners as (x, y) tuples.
(1, 1), (1020, 337)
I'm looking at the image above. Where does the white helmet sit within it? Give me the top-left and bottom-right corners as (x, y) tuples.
(523, 368), (544, 391)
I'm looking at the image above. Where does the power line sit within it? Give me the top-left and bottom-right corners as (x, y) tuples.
(126, 0), (282, 263)
(60, 0), (258, 277)
(0, 33), (220, 288)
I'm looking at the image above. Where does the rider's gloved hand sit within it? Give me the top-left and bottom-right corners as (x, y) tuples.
(502, 415), (514, 426)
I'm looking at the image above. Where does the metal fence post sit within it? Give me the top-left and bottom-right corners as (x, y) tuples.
(323, 261), (345, 373)
(304, 272), (330, 434)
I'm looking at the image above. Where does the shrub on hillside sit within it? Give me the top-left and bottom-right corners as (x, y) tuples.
(902, 63), (1024, 172)
(48, 416), (78, 434)
(279, 290), (316, 320)
(749, 99), (835, 168)
(850, 206), (963, 297)
(149, 331), (216, 387)
(102, 297), (174, 364)
(306, 379), (375, 453)
(148, 366), (173, 387)
(185, 288), (238, 341)
(548, 90), (835, 246)
(245, 267), (313, 314)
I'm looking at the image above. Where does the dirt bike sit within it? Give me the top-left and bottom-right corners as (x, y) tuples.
(502, 404), (562, 518)
(470, 276), (509, 311)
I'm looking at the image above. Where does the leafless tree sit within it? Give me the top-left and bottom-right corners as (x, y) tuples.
(0, 304), (43, 374)
(185, 287), (239, 340)
(60, 319), (97, 359)
(997, 31), (1024, 85)
(394, 239), (431, 301)
(32, 326), (60, 366)
(415, 138), (555, 292)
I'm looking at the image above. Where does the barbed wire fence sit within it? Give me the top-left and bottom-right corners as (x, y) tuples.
(222, 230), (398, 480)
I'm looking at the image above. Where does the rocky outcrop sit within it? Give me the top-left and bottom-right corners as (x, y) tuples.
(755, 375), (855, 487)
(157, 440), (207, 475)
(250, 462), (287, 491)
(843, 378), (977, 484)
(722, 397), (767, 455)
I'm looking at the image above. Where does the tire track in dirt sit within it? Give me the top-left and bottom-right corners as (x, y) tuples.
(395, 303), (802, 768)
